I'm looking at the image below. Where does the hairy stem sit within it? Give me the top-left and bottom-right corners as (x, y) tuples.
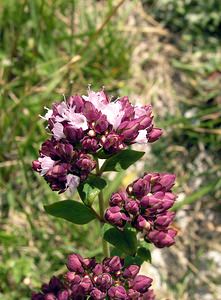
(96, 158), (110, 258)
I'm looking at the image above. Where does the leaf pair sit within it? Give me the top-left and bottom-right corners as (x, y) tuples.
(44, 149), (144, 226)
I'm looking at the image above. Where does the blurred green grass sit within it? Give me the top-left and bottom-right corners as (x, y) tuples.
(0, 0), (221, 299)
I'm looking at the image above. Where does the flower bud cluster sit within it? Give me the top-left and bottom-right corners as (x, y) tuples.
(33, 89), (162, 194)
(105, 173), (177, 248)
(32, 139), (96, 193)
(32, 254), (155, 300)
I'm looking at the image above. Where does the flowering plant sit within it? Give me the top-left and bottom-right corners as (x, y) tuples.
(32, 89), (177, 299)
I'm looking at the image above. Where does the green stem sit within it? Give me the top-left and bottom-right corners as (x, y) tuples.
(98, 190), (109, 258)
(95, 158), (110, 258)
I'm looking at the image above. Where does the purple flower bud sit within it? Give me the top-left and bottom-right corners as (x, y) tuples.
(136, 115), (152, 130)
(67, 253), (84, 273)
(40, 140), (58, 159)
(83, 101), (100, 121)
(118, 120), (140, 141)
(105, 206), (129, 228)
(31, 293), (44, 300)
(79, 276), (93, 293)
(123, 265), (140, 279)
(108, 286), (128, 299)
(128, 177), (151, 199)
(147, 228), (177, 248)
(119, 96), (135, 122)
(147, 128), (162, 143)
(57, 290), (69, 300)
(63, 124), (84, 144)
(47, 163), (70, 179)
(101, 133), (124, 153)
(134, 215), (151, 232)
(127, 289), (141, 299)
(44, 293), (56, 300)
(90, 288), (106, 300)
(106, 256), (123, 273)
(41, 284), (50, 294)
(94, 114), (109, 134)
(71, 284), (83, 296)
(95, 273), (113, 291)
(109, 192), (127, 207)
(65, 271), (77, 282)
(130, 275), (152, 293)
(75, 153), (96, 173)
(67, 95), (84, 112)
(125, 199), (140, 215)
(48, 276), (62, 293)
(140, 196), (151, 209)
(55, 142), (74, 162)
(160, 192), (176, 211)
(44, 163), (70, 192)
(155, 211), (175, 228)
(82, 257), (96, 270)
(70, 274), (82, 286)
(81, 136), (100, 152)
(158, 173), (176, 191)
(140, 191), (164, 210)
(92, 263), (103, 276)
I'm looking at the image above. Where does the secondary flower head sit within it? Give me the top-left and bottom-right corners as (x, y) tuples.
(32, 139), (95, 194)
(31, 253), (155, 300)
(105, 173), (177, 248)
(33, 88), (162, 194)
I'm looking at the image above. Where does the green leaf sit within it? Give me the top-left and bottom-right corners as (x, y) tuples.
(95, 148), (113, 159)
(44, 200), (96, 224)
(100, 149), (145, 173)
(87, 174), (107, 190)
(124, 255), (143, 267)
(137, 246), (152, 263)
(124, 245), (152, 267)
(110, 247), (124, 257)
(102, 224), (137, 255)
(78, 175), (107, 206)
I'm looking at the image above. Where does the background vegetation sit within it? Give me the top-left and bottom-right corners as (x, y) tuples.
(0, 0), (220, 299)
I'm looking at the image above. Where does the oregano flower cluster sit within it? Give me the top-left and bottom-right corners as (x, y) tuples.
(32, 89), (178, 299)
(105, 173), (177, 248)
(31, 254), (155, 300)
(32, 90), (162, 194)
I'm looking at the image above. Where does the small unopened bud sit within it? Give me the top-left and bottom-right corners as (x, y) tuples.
(130, 275), (152, 293)
(123, 265), (140, 279)
(148, 128), (162, 143)
(108, 286), (127, 299)
(67, 254), (84, 273)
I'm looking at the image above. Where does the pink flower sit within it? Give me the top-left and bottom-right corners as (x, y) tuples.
(52, 123), (65, 140)
(66, 174), (80, 195)
(38, 156), (55, 176)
